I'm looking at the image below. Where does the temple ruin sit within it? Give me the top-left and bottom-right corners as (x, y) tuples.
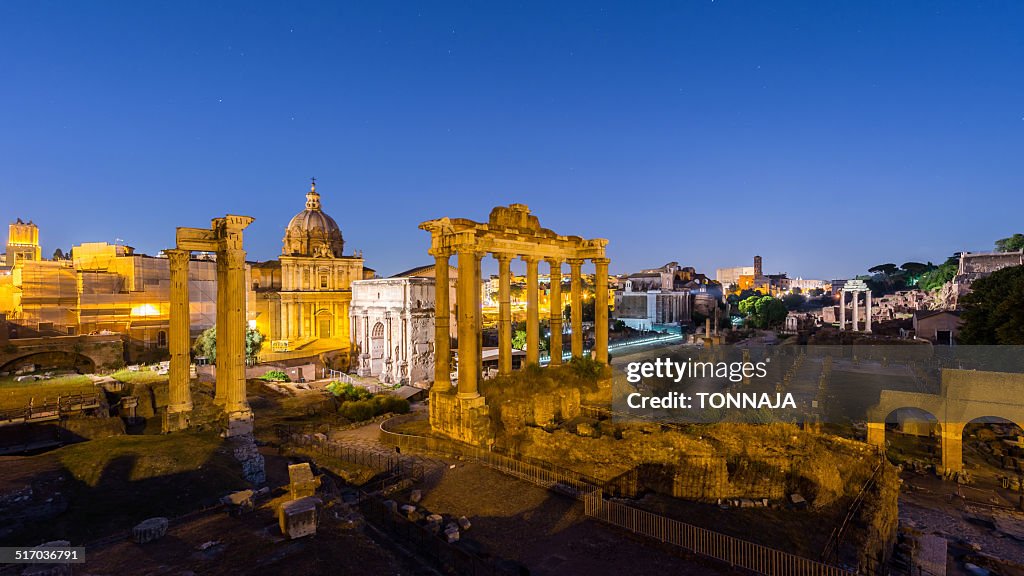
(420, 204), (608, 446)
(164, 214), (255, 436)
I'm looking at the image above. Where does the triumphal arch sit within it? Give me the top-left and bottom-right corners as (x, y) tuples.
(164, 214), (255, 436)
(420, 204), (609, 446)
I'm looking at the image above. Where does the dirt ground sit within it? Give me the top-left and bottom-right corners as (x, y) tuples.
(78, 501), (422, 576)
(408, 461), (732, 576)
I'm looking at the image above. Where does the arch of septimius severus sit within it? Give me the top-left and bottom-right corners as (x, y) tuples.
(165, 214), (255, 436)
(420, 204), (609, 445)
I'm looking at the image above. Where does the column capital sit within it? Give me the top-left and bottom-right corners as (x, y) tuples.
(166, 248), (191, 265)
(591, 257), (610, 266)
(567, 258), (585, 268)
(520, 254), (541, 264)
(494, 252), (514, 264)
(545, 257), (562, 266)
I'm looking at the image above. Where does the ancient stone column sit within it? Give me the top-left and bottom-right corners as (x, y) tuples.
(940, 422), (965, 473)
(456, 247), (479, 398)
(221, 248), (249, 415)
(839, 291), (846, 331)
(497, 253), (513, 375)
(568, 258), (584, 358)
(524, 256), (540, 366)
(474, 251), (484, 379)
(593, 258), (609, 364)
(852, 290), (859, 332)
(433, 252), (451, 390)
(214, 254), (228, 404)
(865, 290), (873, 333)
(546, 258), (562, 366)
(167, 249), (193, 415)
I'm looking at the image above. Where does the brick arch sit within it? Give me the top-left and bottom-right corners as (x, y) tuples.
(0, 350), (96, 374)
(867, 369), (1024, 473)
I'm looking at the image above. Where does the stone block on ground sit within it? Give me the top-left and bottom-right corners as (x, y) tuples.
(288, 463), (320, 500)
(132, 517), (169, 544)
(278, 496), (321, 539)
(789, 493), (807, 509)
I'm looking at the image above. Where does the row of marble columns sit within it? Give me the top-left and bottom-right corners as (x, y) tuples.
(432, 249), (609, 399)
(839, 289), (873, 332)
(166, 248), (250, 420)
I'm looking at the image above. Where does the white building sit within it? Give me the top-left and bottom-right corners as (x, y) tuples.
(349, 266), (456, 386)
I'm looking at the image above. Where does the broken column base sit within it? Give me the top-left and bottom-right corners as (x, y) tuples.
(229, 433), (266, 485)
(224, 409), (254, 437)
(161, 408), (192, 433)
(428, 390), (493, 447)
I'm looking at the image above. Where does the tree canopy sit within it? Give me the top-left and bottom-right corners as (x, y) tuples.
(781, 292), (805, 311)
(868, 263), (898, 276)
(737, 295), (787, 328)
(958, 265), (1024, 344)
(192, 326), (265, 362)
(995, 234), (1024, 253)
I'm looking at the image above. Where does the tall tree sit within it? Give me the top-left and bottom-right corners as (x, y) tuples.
(869, 263), (898, 276)
(192, 326), (265, 362)
(995, 234), (1024, 253)
(959, 265), (1024, 344)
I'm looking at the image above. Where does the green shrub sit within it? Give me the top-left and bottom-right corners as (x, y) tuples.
(374, 395), (411, 415)
(260, 370), (290, 382)
(339, 399), (375, 422)
(325, 381), (372, 402)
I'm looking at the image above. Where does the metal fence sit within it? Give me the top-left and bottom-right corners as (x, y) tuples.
(379, 415), (858, 576)
(285, 432), (424, 486)
(585, 489), (854, 576)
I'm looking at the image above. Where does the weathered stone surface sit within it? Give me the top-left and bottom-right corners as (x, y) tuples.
(132, 517), (169, 544)
(533, 394), (557, 427)
(410, 489), (422, 503)
(287, 463), (319, 500)
(21, 541), (73, 576)
(278, 496), (321, 539)
(231, 435), (266, 485)
(457, 516), (471, 531)
(559, 388), (581, 421)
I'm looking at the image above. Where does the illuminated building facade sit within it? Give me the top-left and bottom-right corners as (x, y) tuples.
(349, 265), (457, 384)
(0, 239), (255, 356)
(6, 219), (42, 267)
(251, 180), (374, 351)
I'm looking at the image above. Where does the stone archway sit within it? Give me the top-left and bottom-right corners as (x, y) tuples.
(867, 369), (1024, 474)
(0, 350), (96, 374)
(370, 321), (386, 376)
(870, 407), (942, 465)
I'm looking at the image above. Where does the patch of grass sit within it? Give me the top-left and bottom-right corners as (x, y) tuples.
(109, 368), (168, 386)
(57, 431), (230, 487)
(32, 431), (247, 543)
(0, 374), (96, 409)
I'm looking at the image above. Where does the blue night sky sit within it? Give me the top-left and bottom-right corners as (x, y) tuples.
(1, 1), (1021, 279)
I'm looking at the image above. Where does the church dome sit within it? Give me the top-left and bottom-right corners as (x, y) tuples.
(282, 180), (344, 258)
